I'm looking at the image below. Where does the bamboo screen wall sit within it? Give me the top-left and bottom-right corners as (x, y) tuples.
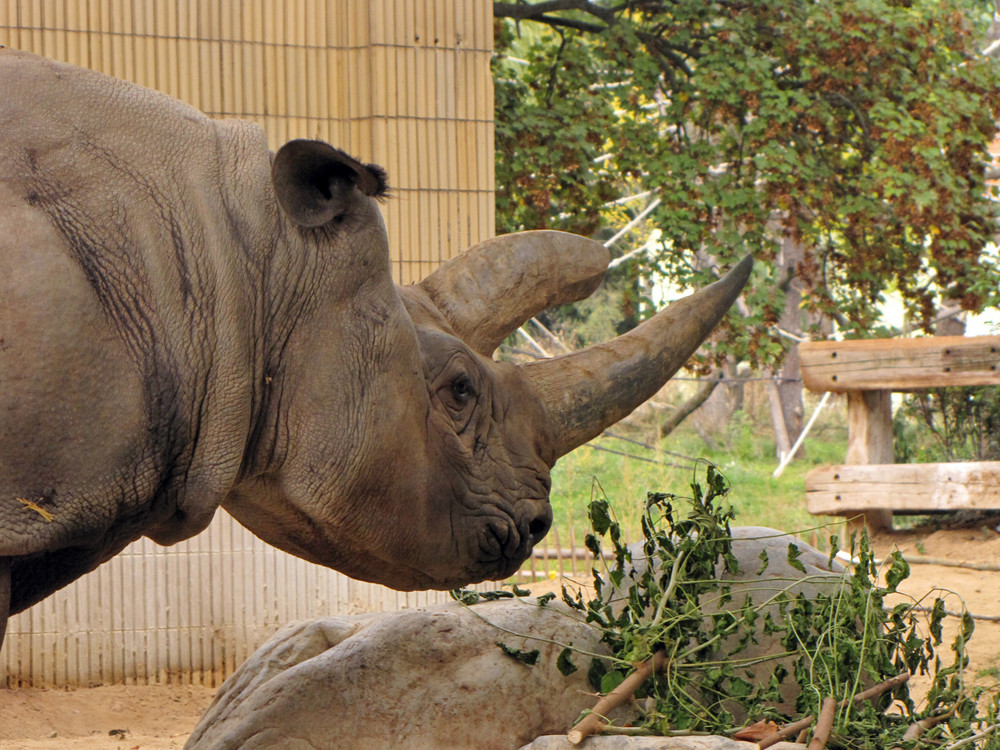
(0, 0), (495, 687)
(0, 0), (495, 281)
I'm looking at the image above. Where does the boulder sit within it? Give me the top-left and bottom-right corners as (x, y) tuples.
(186, 528), (844, 750)
(185, 600), (615, 750)
(521, 738), (805, 749)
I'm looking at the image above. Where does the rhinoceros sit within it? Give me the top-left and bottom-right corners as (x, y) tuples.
(0, 49), (751, 646)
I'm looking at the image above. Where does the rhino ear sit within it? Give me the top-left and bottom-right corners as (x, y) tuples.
(271, 140), (388, 228)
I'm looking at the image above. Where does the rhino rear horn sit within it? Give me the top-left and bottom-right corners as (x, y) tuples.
(272, 139), (388, 227)
(418, 230), (610, 357)
(525, 255), (753, 459)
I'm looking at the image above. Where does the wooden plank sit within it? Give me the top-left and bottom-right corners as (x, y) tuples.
(843, 390), (894, 530)
(806, 461), (1000, 514)
(800, 336), (1000, 392)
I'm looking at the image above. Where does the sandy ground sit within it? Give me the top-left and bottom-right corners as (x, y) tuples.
(0, 524), (998, 750)
(0, 684), (215, 749)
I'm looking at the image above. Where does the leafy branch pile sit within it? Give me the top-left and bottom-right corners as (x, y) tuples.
(464, 466), (1000, 748)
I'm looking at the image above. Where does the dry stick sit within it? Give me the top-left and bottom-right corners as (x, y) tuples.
(567, 649), (666, 745)
(847, 671), (910, 706)
(898, 555), (1000, 573)
(758, 673), (910, 750)
(807, 697), (837, 750)
(906, 603), (1000, 623)
(889, 706), (957, 750)
(758, 716), (815, 749)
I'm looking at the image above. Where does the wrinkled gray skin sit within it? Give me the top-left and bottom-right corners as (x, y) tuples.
(0, 51), (751, 646)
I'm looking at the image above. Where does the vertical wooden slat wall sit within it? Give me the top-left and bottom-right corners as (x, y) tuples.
(0, 0), (494, 688)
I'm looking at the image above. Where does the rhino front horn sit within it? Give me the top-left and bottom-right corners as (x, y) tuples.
(525, 255), (753, 459)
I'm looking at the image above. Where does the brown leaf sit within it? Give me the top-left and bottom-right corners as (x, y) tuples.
(733, 720), (780, 740)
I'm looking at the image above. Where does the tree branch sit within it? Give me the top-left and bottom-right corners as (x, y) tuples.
(807, 697), (837, 750)
(495, 0), (615, 24)
(494, 2), (698, 76)
(567, 648), (666, 745)
(659, 374), (721, 438)
(494, 1), (619, 34)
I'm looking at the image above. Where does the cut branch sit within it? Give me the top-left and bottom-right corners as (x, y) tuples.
(890, 706), (957, 750)
(847, 672), (910, 706)
(567, 648), (666, 745)
(758, 716), (815, 748)
(759, 673), (910, 749)
(807, 697), (837, 750)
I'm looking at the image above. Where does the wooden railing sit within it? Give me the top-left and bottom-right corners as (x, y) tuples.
(799, 336), (1000, 531)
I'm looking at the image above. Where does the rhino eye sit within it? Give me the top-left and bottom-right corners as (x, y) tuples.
(450, 376), (473, 406)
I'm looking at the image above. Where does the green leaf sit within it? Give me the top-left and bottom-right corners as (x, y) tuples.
(449, 589), (480, 605)
(756, 548), (770, 576)
(930, 598), (946, 645)
(786, 543), (807, 574)
(884, 551), (910, 594)
(587, 658), (608, 692)
(478, 590), (514, 601)
(557, 648), (579, 676)
(497, 642), (540, 666)
(585, 533), (602, 558)
(588, 499), (613, 536)
(600, 669), (626, 694)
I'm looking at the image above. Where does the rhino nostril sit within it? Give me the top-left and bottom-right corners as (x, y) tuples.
(529, 518), (548, 538)
(516, 500), (552, 546)
(527, 507), (552, 543)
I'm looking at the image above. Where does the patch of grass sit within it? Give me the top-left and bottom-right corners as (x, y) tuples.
(548, 414), (847, 549)
(976, 665), (1000, 681)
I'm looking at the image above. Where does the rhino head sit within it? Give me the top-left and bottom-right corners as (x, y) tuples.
(220, 140), (752, 591)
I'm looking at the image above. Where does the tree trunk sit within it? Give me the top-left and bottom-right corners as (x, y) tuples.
(771, 233), (806, 459)
(660, 374), (721, 439)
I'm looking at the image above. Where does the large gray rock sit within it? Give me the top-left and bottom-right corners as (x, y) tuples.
(186, 600), (616, 750)
(186, 528), (844, 750)
(521, 738), (805, 749)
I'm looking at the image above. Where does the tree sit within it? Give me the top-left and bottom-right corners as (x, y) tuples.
(493, 0), (1000, 448)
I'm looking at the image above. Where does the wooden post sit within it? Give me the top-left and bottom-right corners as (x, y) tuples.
(845, 390), (894, 533)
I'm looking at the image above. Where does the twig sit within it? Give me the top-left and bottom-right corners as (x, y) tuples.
(650, 550), (687, 626)
(759, 716), (815, 748)
(758, 673), (910, 750)
(898, 555), (1000, 573)
(902, 604), (1000, 623)
(943, 723), (1000, 749)
(594, 726), (657, 737)
(807, 697), (837, 750)
(567, 649), (666, 745)
(890, 706), (957, 750)
(846, 671), (910, 706)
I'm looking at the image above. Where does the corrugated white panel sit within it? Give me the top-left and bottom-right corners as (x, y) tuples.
(2, 512), (465, 687)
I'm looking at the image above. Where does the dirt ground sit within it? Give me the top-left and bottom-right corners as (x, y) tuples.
(1, 524), (999, 750)
(0, 683), (215, 749)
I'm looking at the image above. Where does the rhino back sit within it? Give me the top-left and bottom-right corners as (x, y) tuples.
(0, 50), (270, 609)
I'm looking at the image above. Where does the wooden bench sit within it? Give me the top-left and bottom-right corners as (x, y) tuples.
(799, 336), (1000, 531)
